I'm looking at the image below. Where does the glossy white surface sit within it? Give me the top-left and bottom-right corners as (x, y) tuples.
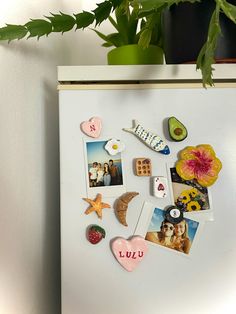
(59, 83), (236, 314)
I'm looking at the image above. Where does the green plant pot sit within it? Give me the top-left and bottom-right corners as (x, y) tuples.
(107, 44), (164, 65)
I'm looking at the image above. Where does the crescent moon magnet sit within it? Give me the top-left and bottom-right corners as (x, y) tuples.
(115, 192), (139, 227)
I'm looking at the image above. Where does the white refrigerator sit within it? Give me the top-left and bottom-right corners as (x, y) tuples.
(58, 65), (236, 314)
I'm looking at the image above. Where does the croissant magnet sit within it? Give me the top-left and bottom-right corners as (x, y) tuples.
(115, 192), (139, 226)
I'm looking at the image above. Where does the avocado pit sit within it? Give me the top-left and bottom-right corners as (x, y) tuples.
(174, 127), (183, 136)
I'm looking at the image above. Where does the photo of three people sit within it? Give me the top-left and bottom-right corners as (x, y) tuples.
(89, 159), (122, 187)
(86, 140), (123, 188)
(145, 207), (199, 255)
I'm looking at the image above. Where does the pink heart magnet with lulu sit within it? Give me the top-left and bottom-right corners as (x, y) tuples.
(81, 117), (102, 138)
(111, 236), (148, 272)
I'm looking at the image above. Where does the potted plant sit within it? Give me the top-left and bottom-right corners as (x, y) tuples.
(162, 0), (236, 86)
(139, 0), (236, 86)
(0, 0), (164, 65)
(94, 1), (164, 65)
(0, 0), (236, 86)
(163, 0), (236, 65)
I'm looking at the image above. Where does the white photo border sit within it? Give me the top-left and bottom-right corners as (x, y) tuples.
(166, 163), (214, 222)
(134, 202), (205, 257)
(83, 138), (127, 198)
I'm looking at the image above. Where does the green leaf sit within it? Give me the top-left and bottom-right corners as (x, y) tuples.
(92, 225), (106, 238)
(25, 19), (52, 39)
(93, 1), (113, 25)
(138, 28), (152, 48)
(92, 29), (123, 47)
(108, 16), (119, 31)
(139, 0), (199, 9)
(106, 32), (125, 46)
(92, 28), (110, 42)
(196, 6), (221, 87)
(138, 11), (162, 48)
(138, 0), (200, 16)
(139, 0), (167, 11)
(46, 12), (75, 33)
(149, 12), (163, 47)
(114, 5), (129, 44)
(102, 42), (114, 47)
(0, 24), (27, 41)
(127, 5), (139, 44)
(218, 0), (236, 23)
(74, 11), (95, 29)
(110, 0), (124, 10)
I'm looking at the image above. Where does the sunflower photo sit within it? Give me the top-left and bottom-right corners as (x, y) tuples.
(169, 167), (211, 212)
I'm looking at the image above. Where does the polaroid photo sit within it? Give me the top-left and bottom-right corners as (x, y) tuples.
(84, 138), (126, 198)
(135, 202), (203, 256)
(167, 165), (214, 221)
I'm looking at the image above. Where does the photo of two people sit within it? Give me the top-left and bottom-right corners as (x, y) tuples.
(86, 140), (123, 188)
(145, 207), (199, 255)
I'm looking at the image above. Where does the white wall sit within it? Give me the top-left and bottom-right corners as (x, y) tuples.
(0, 1), (110, 313)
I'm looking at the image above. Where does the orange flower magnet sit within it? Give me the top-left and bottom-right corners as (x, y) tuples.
(176, 144), (222, 187)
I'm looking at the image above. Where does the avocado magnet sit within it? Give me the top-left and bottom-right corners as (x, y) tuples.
(168, 117), (188, 141)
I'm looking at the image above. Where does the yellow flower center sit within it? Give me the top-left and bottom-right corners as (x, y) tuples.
(112, 144), (118, 150)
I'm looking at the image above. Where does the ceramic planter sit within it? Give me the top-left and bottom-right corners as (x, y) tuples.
(107, 44), (164, 65)
(163, 0), (236, 64)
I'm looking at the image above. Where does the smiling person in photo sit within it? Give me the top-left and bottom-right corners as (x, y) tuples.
(96, 163), (104, 186)
(89, 162), (98, 187)
(143, 205), (200, 255)
(172, 220), (191, 254)
(109, 159), (120, 185)
(146, 220), (175, 249)
(85, 139), (126, 198)
(103, 163), (111, 186)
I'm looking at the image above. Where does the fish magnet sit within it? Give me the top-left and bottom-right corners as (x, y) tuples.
(123, 120), (170, 155)
(111, 236), (148, 272)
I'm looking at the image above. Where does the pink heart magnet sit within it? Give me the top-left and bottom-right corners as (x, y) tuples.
(111, 236), (148, 272)
(81, 117), (102, 138)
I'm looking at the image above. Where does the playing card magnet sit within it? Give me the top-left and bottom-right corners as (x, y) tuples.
(152, 176), (168, 198)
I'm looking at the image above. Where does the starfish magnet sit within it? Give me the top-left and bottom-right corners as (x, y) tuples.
(83, 193), (111, 219)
